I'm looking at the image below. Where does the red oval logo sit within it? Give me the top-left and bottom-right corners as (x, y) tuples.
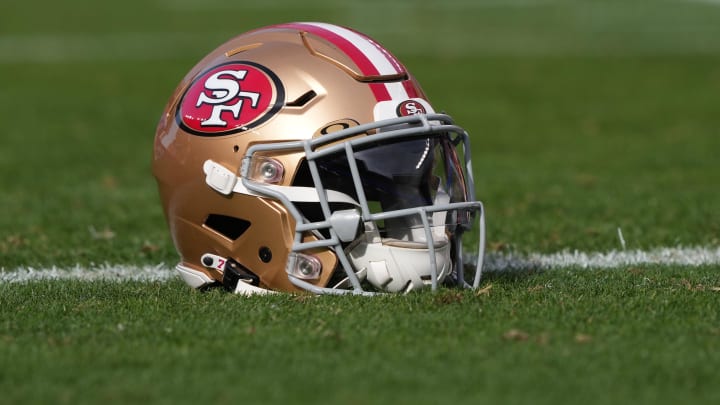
(396, 100), (427, 117)
(176, 61), (284, 136)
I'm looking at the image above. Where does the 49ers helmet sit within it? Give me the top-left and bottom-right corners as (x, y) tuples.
(153, 22), (485, 295)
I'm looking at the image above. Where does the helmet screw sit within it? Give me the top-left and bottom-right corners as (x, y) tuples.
(259, 247), (272, 263)
(202, 256), (214, 267)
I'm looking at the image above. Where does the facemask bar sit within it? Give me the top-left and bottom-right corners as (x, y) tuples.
(240, 113), (485, 294)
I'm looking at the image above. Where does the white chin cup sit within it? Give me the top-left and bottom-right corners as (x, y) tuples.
(347, 238), (452, 293)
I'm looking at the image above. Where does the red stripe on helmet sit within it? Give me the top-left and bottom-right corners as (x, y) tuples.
(274, 22), (397, 101)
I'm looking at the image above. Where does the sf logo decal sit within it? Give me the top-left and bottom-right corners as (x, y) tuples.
(177, 61), (285, 136)
(196, 70), (261, 127)
(396, 99), (428, 117)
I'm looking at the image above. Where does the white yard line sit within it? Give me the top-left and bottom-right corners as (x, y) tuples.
(480, 246), (720, 272)
(1, 246), (719, 284)
(0, 263), (177, 284)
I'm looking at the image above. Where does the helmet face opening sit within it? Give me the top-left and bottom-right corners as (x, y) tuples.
(292, 132), (471, 239)
(153, 22), (485, 295)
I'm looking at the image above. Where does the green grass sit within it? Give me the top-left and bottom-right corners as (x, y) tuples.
(2, 268), (719, 404)
(1, 0), (720, 403)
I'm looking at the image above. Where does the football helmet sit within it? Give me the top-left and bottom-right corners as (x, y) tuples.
(153, 22), (485, 295)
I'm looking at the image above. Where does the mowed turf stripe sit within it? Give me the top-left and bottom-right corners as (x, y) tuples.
(2, 246), (719, 284)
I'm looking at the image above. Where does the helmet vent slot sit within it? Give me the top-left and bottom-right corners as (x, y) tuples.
(204, 214), (251, 241)
(286, 90), (317, 107)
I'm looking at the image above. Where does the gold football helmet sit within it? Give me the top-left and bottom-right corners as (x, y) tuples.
(153, 22), (485, 295)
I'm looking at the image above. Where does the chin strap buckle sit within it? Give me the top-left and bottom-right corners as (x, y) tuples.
(200, 253), (270, 295)
(203, 160), (237, 195)
(221, 259), (261, 292)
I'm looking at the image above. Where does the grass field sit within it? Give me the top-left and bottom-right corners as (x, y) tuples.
(1, 0), (720, 403)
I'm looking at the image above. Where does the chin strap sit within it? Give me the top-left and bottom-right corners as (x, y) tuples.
(203, 159), (359, 206)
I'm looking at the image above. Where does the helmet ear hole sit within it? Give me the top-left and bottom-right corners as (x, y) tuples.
(258, 246), (272, 263)
(233, 145), (240, 153)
